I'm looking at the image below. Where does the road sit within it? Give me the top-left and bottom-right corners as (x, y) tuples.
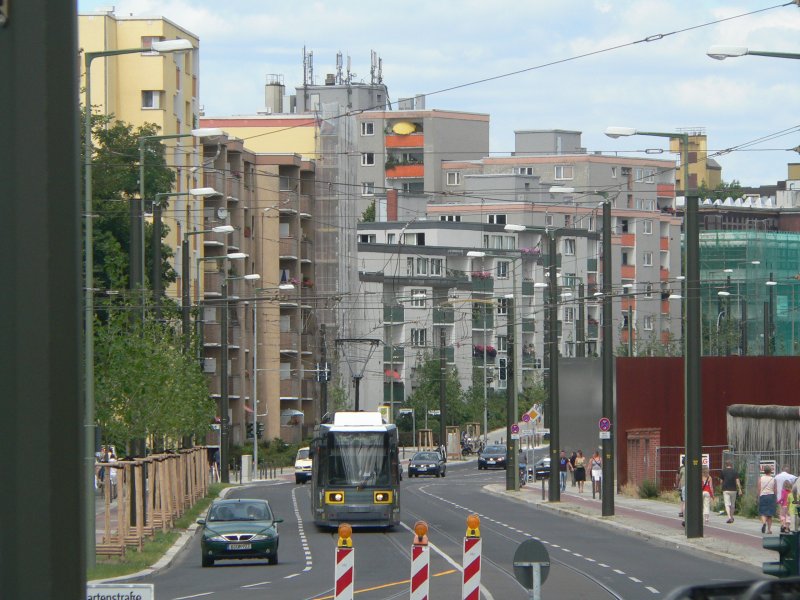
(132, 460), (759, 599)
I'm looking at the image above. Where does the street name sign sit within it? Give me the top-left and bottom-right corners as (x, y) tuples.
(87, 583), (154, 600)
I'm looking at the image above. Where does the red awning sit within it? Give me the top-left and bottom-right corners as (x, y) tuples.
(384, 369), (400, 380)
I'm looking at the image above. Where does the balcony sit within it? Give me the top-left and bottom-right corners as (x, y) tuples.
(660, 237), (670, 251)
(383, 381), (405, 404)
(587, 259), (598, 272)
(620, 233), (635, 247)
(433, 306), (454, 325)
(522, 318), (535, 334)
(385, 133), (424, 148)
(280, 379), (300, 398)
(384, 346), (404, 363)
(299, 194), (311, 215)
(385, 164), (424, 179)
(301, 239), (313, 261)
(472, 312), (494, 329)
(280, 238), (298, 257)
(280, 331), (299, 352)
(588, 323), (599, 339)
(660, 267), (669, 281)
(621, 265), (636, 279)
(471, 277), (494, 294)
(621, 297), (636, 312)
(301, 379), (317, 398)
(384, 305), (404, 324)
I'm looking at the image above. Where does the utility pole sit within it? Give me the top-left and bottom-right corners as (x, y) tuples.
(601, 199), (615, 516)
(220, 266), (230, 483)
(547, 231), (560, 502)
(505, 296), (517, 491)
(439, 328), (447, 454)
(577, 282), (585, 357)
(320, 324), (328, 418)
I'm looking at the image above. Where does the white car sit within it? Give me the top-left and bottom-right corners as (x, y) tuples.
(294, 447), (312, 484)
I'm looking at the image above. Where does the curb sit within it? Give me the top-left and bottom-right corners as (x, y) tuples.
(89, 485), (237, 584)
(485, 484), (764, 573)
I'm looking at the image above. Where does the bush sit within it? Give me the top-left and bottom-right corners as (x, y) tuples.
(740, 494), (759, 519)
(638, 479), (660, 499)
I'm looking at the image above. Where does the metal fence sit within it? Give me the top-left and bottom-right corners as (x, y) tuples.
(656, 445), (800, 497)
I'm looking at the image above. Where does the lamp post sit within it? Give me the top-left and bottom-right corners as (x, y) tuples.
(182, 225), (234, 353)
(82, 38), (193, 567)
(151, 187), (222, 319)
(707, 46), (800, 61)
(605, 126), (701, 538)
(136, 128), (223, 320)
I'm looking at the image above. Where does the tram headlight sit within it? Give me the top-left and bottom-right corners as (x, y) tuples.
(373, 491), (393, 504)
(326, 491), (345, 504)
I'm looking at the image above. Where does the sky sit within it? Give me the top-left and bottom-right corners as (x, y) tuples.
(77, 0), (800, 188)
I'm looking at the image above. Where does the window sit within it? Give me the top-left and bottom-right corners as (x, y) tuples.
(643, 219), (653, 234)
(402, 232), (425, 246)
(611, 166), (618, 178)
(643, 252), (653, 266)
(141, 90), (163, 109)
(645, 283), (653, 298)
(410, 289), (427, 307)
(362, 182), (375, 196)
(496, 261), (509, 279)
(361, 153), (375, 166)
(440, 214), (461, 222)
(360, 122), (374, 136)
(516, 167), (533, 175)
(401, 182), (424, 193)
(388, 233), (396, 245)
(545, 214), (554, 227)
(446, 172), (461, 186)
(496, 298), (508, 316)
(563, 239), (576, 256)
(644, 315), (654, 331)
(430, 259), (442, 276)
(357, 234), (376, 244)
(406, 258), (414, 276)
(554, 165), (574, 180)
(497, 336), (508, 352)
(564, 215), (571, 228)
(587, 216), (595, 231)
(411, 328), (427, 347)
(563, 307), (575, 323)
(279, 175), (292, 191)
(140, 36), (164, 54)
(416, 258), (428, 275)
(487, 214), (507, 225)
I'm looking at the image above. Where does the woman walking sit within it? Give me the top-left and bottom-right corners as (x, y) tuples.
(574, 450), (587, 493)
(759, 465), (778, 534)
(701, 467), (714, 524)
(590, 450), (602, 496)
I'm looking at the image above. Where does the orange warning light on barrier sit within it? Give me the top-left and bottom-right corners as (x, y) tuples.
(337, 523), (353, 548)
(413, 520), (429, 546)
(466, 514), (481, 538)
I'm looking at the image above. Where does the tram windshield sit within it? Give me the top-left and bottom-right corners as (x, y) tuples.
(324, 431), (391, 486)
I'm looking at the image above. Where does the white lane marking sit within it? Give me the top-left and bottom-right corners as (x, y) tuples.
(173, 594), (214, 600)
(399, 521), (495, 600)
(614, 569), (626, 575)
(240, 581), (270, 588)
(598, 563), (609, 568)
(629, 577), (642, 583)
(284, 573), (300, 579)
(646, 586), (660, 594)
(291, 486), (313, 572)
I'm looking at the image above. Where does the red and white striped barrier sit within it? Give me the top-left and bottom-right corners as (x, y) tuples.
(462, 514), (482, 600)
(410, 520), (430, 600)
(334, 524), (354, 600)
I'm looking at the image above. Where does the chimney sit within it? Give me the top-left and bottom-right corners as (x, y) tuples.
(387, 189), (398, 222)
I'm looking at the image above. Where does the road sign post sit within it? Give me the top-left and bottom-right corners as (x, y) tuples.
(410, 521), (430, 600)
(513, 539), (550, 600)
(334, 524), (354, 600)
(462, 515), (482, 600)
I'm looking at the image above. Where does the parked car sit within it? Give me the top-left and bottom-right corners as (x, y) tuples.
(477, 445), (507, 470)
(408, 451), (446, 477)
(533, 457), (551, 480)
(294, 446), (312, 484)
(198, 498), (283, 567)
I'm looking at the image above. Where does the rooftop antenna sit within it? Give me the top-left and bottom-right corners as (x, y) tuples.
(370, 50), (377, 85)
(336, 51), (343, 85)
(378, 55), (383, 84)
(346, 55), (353, 84)
(303, 46), (314, 87)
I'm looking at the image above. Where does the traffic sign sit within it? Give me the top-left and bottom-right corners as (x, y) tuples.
(521, 413), (531, 423)
(598, 417), (611, 432)
(510, 424), (520, 434)
(599, 431), (611, 440)
(87, 584), (154, 600)
(513, 539), (550, 589)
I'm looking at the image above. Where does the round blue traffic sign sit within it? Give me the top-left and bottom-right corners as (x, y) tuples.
(511, 423), (520, 434)
(598, 417), (611, 432)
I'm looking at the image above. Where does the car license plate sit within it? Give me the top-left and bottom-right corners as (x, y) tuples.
(418, 467), (427, 471)
(488, 459), (495, 463)
(228, 543), (252, 550)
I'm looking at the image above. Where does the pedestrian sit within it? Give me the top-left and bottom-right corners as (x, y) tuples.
(558, 450), (570, 492)
(719, 460), (742, 524)
(758, 465), (778, 535)
(590, 451), (602, 496)
(775, 464), (797, 494)
(675, 456), (686, 518)
(569, 451), (577, 487)
(779, 479), (793, 533)
(701, 466), (714, 524)
(108, 451), (118, 500)
(790, 484), (800, 532)
(574, 450), (586, 493)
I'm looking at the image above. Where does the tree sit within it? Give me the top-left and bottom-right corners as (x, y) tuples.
(405, 353), (463, 436)
(81, 108), (176, 295)
(94, 303), (215, 452)
(360, 200), (376, 223)
(697, 179), (744, 201)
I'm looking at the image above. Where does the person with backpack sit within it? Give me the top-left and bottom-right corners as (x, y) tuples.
(701, 467), (714, 524)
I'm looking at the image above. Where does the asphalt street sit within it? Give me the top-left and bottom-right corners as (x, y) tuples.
(119, 459), (761, 599)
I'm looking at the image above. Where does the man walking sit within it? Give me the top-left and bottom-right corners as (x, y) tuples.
(558, 450), (571, 493)
(675, 457), (686, 518)
(720, 460), (742, 523)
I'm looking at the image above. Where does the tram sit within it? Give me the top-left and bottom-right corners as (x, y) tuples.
(309, 411), (401, 528)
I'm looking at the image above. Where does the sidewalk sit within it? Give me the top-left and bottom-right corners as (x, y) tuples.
(489, 480), (772, 570)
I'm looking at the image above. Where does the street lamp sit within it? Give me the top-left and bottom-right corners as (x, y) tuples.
(707, 46), (800, 61)
(605, 126), (702, 538)
(152, 188), (222, 319)
(135, 127), (224, 320)
(182, 225), (234, 353)
(82, 37), (194, 567)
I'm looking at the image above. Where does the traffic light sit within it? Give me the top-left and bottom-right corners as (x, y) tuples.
(763, 531), (799, 578)
(256, 422), (264, 439)
(246, 422), (254, 439)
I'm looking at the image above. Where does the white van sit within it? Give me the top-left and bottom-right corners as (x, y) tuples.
(294, 447), (312, 484)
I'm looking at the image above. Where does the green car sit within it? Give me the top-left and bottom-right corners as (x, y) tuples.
(198, 498), (283, 567)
